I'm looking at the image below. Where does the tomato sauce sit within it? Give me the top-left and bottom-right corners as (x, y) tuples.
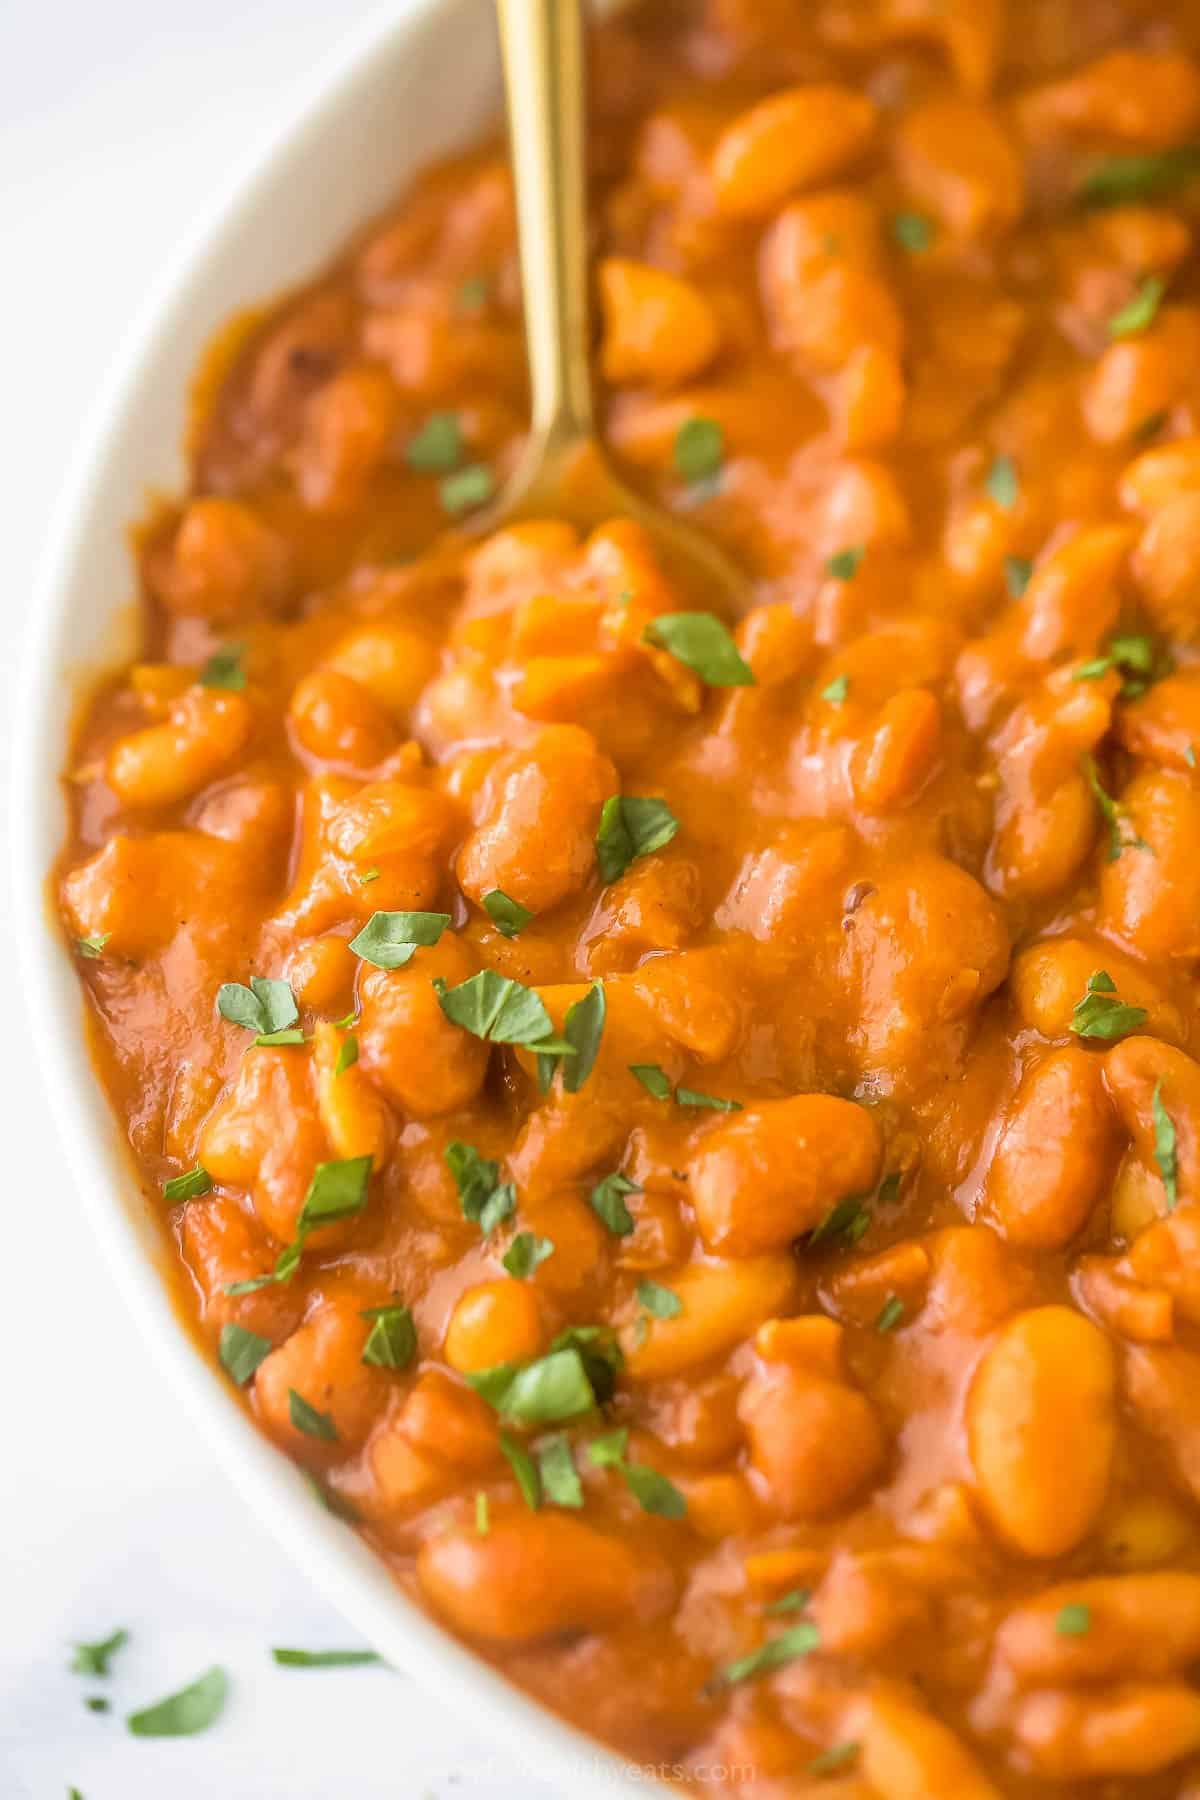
(58, 1), (1200, 1790)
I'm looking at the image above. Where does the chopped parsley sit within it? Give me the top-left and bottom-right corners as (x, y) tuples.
(482, 889), (532, 937)
(891, 211), (933, 253)
(541, 980), (606, 1095)
(712, 1621), (821, 1688)
(455, 274), (490, 311)
(85, 1696), (110, 1714)
(76, 932), (110, 959)
(434, 970), (572, 1055)
(630, 1062), (672, 1099)
(675, 1087), (742, 1112)
(538, 1434), (583, 1508)
(825, 546), (863, 581)
(1074, 633), (1159, 697)
(218, 1322), (272, 1386)
(585, 1427), (686, 1518)
(404, 411), (462, 473)
(1108, 273), (1167, 340)
(1004, 555), (1033, 598)
(162, 1165), (212, 1203)
(348, 910), (449, 970)
(589, 1171), (640, 1236)
(985, 454), (1019, 510)
(358, 866), (380, 885)
(643, 612), (754, 687)
(1055, 1603), (1092, 1637)
(199, 643), (246, 691)
(1153, 1080), (1179, 1209)
(126, 1665), (228, 1737)
(1069, 970), (1149, 1040)
(502, 1231), (555, 1278)
(1081, 753), (1150, 862)
(360, 1303), (417, 1370)
(499, 1430), (542, 1509)
(288, 1389), (338, 1442)
(1079, 143), (1200, 207)
(674, 417), (724, 484)
(595, 794), (680, 884)
(809, 1742), (860, 1777)
(469, 1347), (599, 1426)
(810, 1193), (872, 1246)
(216, 975), (300, 1043)
(224, 1154), (373, 1294)
(765, 1588), (811, 1617)
(444, 1141), (516, 1236)
(271, 1648), (383, 1668)
(335, 1034), (358, 1075)
(70, 1628), (128, 1678)
(475, 1491), (490, 1534)
(636, 1280), (682, 1320)
(440, 463), (496, 516)
(876, 1294), (905, 1333)
(821, 674), (850, 705)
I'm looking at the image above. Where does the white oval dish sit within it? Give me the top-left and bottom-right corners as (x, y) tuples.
(11, 2), (639, 1791)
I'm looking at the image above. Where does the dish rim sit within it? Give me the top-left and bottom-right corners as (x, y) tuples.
(10, 2), (642, 1790)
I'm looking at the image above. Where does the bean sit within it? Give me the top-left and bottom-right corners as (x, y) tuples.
(967, 1306), (1116, 1557)
(417, 1510), (673, 1644)
(1098, 769), (1200, 959)
(357, 937), (490, 1119)
(1012, 1682), (1200, 1780)
(740, 1362), (885, 1519)
(599, 257), (720, 388)
(895, 98), (1023, 239)
(443, 1280), (544, 1374)
(689, 1093), (882, 1256)
(985, 1049), (1116, 1249)
(107, 688), (254, 809)
(625, 1254), (799, 1379)
(711, 84), (877, 217)
(995, 1571), (1200, 1688)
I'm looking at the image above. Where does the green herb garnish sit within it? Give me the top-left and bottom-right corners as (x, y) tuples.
(636, 1280), (681, 1320)
(821, 674), (849, 705)
(876, 1295), (905, 1333)
(1069, 969), (1149, 1040)
(405, 411), (462, 473)
(288, 1389), (338, 1442)
(712, 1622), (821, 1688)
(674, 417), (724, 484)
(1082, 753), (1150, 861)
(1004, 555), (1033, 598)
(538, 1434), (583, 1508)
(216, 975), (300, 1043)
(224, 1154), (372, 1294)
(218, 1323), (272, 1386)
(440, 464), (496, 516)
(126, 1666), (228, 1737)
(643, 612), (754, 687)
(271, 1648), (383, 1668)
(199, 643), (246, 691)
(985, 454), (1019, 510)
(630, 1063), (672, 1098)
(434, 970), (572, 1054)
(595, 794), (680, 884)
(444, 1141), (516, 1235)
(825, 546), (863, 581)
(502, 1231), (555, 1278)
(1079, 144), (1200, 207)
(589, 1171), (640, 1236)
(1153, 1080), (1179, 1209)
(348, 910), (449, 970)
(675, 1087), (742, 1112)
(499, 1430), (542, 1509)
(1108, 274), (1167, 339)
(361, 1303), (417, 1370)
(70, 1628), (128, 1678)
(162, 1165), (212, 1203)
(76, 932), (110, 959)
(1055, 1603), (1092, 1637)
(482, 889), (532, 937)
(891, 212), (933, 252)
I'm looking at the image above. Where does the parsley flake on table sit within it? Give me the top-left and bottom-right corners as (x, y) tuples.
(643, 612), (754, 687)
(271, 1648), (383, 1668)
(126, 1665), (228, 1737)
(348, 910), (449, 970)
(70, 1627), (128, 1678)
(595, 794), (680, 884)
(1069, 970), (1149, 1040)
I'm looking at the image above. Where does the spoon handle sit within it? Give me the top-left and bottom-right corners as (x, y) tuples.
(495, 0), (594, 451)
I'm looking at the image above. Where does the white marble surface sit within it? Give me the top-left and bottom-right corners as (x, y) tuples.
(0, 2), (552, 1793)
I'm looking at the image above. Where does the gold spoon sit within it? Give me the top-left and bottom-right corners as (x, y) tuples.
(479, 0), (748, 613)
